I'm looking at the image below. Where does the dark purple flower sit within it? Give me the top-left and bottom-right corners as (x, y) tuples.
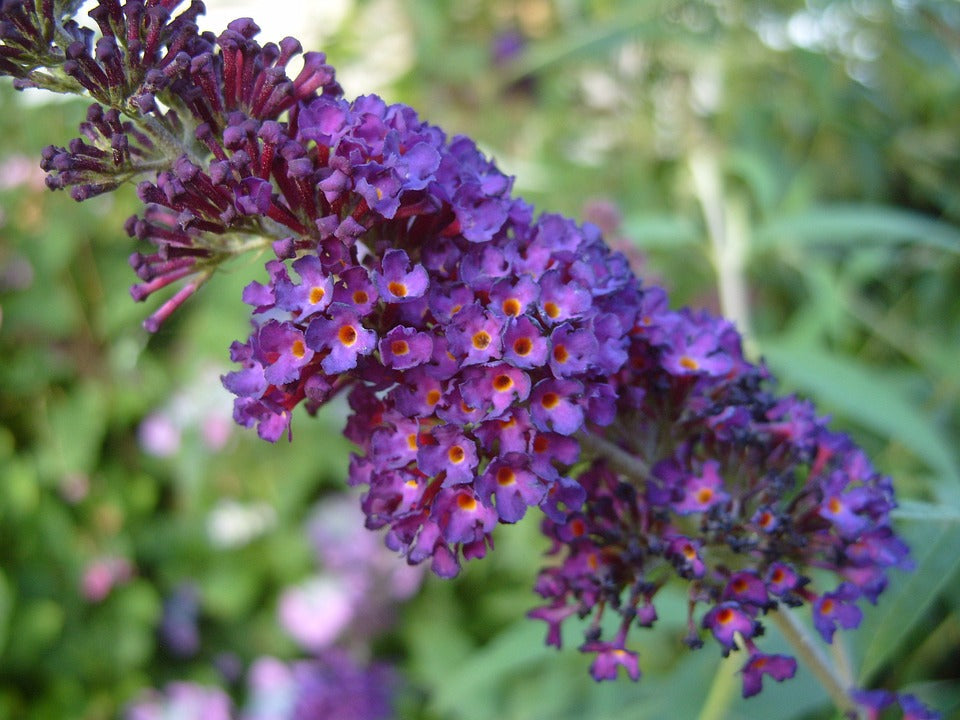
(581, 641), (641, 682)
(702, 602), (758, 649)
(741, 653), (797, 698)
(812, 583), (863, 643)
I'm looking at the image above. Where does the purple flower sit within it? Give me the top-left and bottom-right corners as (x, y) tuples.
(305, 304), (377, 373)
(378, 326), (433, 370)
(446, 304), (504, 365)
(432, 487), (498, 545)
(812, 583), (863, 643)
(702, 602), (758, 649)
(741, 653), (797, 698)
(672, 460), (730, 515)
(275, 255), (334, 318)
(581, 642), (641, 682)
(418, 425), (479, 486)
(475, 454), (546, 523)
(899, 694), (941, 720)
(375, 249), (429, 303)
(530, 378), (585, 435)
(8, 3), (917, 699)
(258, 321), (314, 385)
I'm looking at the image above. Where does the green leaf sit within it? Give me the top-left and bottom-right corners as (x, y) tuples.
(857, 523), (960, 680)
(500, 2), (680, 85)
(622, 214), (702, 248)
(0, 570), (12, 657)
(754, 204), (960, 255)
(37, 381), (109, 482)
(430, 619), (555, 719)
(758, 338), (960, 485)
(892, 500), (960, 523)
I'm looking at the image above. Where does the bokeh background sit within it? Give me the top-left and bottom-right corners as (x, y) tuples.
(1, 0), (959, 718)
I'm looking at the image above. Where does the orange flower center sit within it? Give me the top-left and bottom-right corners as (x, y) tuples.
(493, 374), (513, 392)
(309, 286), (325, 304)
(448, 445), (466, 464)
(472, 331), (492, 350)
(388, 281), (408, 298)
(540, 392), (560, 410)
(553, 344), (569, 363)
(390, 339), (410, 356)
(679, 355), (699, 370)
(338, 325), (358, 346)
(291, 339), (306, 358)
(457, 493), (477, 511)
(543, 301), (560, 319)
(426, 389), (441, 406)
(496, 467), (516, 486)
(352, 290), (369, 305)
(502, 298), (522, 316)
(513, 337), (533, 356)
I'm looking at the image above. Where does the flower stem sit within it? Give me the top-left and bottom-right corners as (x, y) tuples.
(577, 431), (650, 481)
(696, 642), (741, 720)
(769, 607), (860, 719)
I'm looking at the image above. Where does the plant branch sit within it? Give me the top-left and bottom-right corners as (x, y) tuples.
(577, 430), (651, 482)
(769, 607), (860, 719)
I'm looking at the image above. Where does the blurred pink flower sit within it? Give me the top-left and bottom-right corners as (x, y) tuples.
(81, 556), (133, 602)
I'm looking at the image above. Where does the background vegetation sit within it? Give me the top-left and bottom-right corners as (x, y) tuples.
(1, 0), (958, 718)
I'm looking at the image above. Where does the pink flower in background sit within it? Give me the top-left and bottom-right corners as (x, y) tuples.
(278, 577), (356, 652)
(81, 556), (133, 603)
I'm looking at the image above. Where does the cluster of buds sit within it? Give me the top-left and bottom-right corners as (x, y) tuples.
(1, 1), (937, 716)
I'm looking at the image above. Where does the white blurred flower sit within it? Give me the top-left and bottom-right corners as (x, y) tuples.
(207, 500), (276, 548)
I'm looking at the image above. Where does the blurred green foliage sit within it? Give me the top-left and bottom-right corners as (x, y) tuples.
(2, 1), (959, 718)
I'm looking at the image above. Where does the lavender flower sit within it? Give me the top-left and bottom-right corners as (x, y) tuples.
(243, 652), (395, 720)
(125, 682), (233, 720)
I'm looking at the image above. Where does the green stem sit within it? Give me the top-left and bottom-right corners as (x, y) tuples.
(688, 148), (753, 344)
(577, 431), (650, 481)
(769, 607), (860, 719)
(696, 643), (742, 720)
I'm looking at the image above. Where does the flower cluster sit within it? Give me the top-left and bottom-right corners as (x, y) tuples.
(1, 1), (937, 715)
(221, 90), (642, 577)
(4, 0), (341, 330)
(530, 335), (912, 693)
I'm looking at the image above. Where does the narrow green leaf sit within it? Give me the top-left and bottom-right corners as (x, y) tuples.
(857, 523), (960, 680)
(499, 2), (680, 84)
(758, 339), (960, 484)
(754, 204), (960, 255)
(623, 214), (702, 248)
(892, 500), (960, 523)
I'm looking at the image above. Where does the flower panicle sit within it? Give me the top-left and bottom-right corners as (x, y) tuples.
(1, 3), (937, 713)
(3, 0), (344, 331)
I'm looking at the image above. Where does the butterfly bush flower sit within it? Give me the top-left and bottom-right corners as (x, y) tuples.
(0, 1), (937, 715)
